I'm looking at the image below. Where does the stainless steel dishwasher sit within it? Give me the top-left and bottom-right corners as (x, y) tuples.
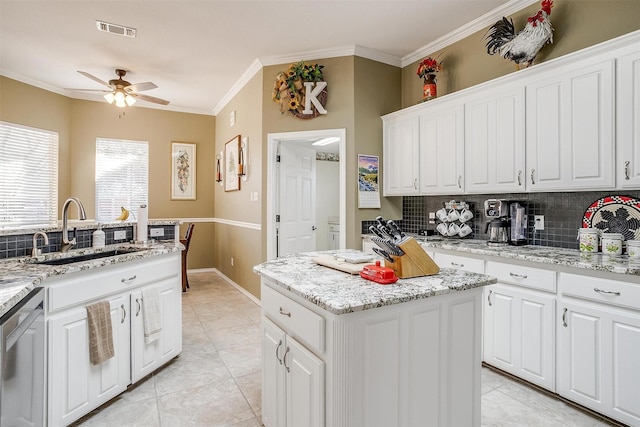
(1, 287), (45, 427)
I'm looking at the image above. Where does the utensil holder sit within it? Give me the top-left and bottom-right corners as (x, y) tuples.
(383, 237), (440, 278)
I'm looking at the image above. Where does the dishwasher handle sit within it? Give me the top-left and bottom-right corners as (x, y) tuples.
(4, 296), (44, 351)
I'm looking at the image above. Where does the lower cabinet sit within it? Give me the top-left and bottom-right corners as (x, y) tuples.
(557, 273), (640, 426)
(262, 317), (324, 427)
(45, 253), (182, 427)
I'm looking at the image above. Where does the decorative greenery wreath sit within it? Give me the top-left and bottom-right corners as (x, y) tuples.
(272, 61), (326, 118)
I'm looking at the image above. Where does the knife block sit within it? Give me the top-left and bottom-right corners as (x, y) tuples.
(384, 237), (440, 278)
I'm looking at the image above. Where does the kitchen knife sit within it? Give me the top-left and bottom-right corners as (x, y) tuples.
(377, 224), (396, 240)
(372, 247), (394, 263)
(369, 225), (386, 239)
(386, 220), (405, 240)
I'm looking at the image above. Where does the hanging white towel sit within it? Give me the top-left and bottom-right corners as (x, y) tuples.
(141, 287), (162, 344)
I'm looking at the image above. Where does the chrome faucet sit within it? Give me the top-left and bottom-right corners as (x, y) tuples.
(61, 197), (87, 252)
(32, 231), (49, 257)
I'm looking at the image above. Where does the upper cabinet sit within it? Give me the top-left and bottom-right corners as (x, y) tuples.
(419, 100), (465, 194)
(617, 46), (640, 189)
(382, 114), (420, 196)
(381, 31), (639, 196)
(525, 58), (615, 191)
(465, 84), (525, 193)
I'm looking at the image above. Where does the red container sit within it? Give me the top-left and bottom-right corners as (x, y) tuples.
(360, 261), (398, 284)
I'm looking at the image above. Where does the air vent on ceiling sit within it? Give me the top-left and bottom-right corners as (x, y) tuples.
(96, 20), (136, 38)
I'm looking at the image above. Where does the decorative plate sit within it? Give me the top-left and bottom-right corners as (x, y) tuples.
(582, 195), (640, 240)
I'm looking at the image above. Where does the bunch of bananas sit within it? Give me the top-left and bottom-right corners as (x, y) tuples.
(116, 206), (130, 221)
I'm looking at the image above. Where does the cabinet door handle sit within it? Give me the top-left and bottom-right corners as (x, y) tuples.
(275, 339), (283, 365)
(279, 307), (291, 317)
(625, 161), (630, 180)
(487, 290), (493, 307)
(451, 262), (464, 268)
(414, 178), (418, 190)
(136, 298), (141, 317)
(509, 272), (528, 279)
(562, 307), (567, 327)
(531, 169), (536, 185)
(121, 275), (137, 284)
(457, 175), (462, 189)
(283, 346), (291, 373)
(517, 170), (522, 186)
(121, 304), (127, 324)
(594, 287), (621, 296)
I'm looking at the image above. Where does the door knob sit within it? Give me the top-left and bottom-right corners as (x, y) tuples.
(312, 226), (317, 231)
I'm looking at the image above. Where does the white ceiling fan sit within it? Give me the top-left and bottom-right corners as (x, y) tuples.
(67, 69), (169, 107)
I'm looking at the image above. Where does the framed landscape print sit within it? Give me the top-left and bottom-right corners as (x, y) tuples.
(224, 135), (241, 192)
(171, 142), (196, 200)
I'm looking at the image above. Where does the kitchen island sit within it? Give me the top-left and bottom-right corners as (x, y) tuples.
(254, 250), (496, 427)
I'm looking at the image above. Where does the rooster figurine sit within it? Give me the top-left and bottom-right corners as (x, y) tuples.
(485, 0), (554, 69)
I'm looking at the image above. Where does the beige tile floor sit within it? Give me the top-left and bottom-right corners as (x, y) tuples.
(74, 271), (616, 427)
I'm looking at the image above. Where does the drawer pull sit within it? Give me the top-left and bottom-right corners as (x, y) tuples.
(509, 272), (528, 279)
(414, 178), (418, 190)
(136, 298), (141, 317)
(531, 169), (536, 185)
(594, 287), (620, 296)
(121, 304), (126, 324)
(488, 290), (493, 307)
(121, 275), (137, 284)
(457, 175), (462, 189)
(562, 307), (567, 327)
(517, 170), (522, 186)
(279, 307), (291, 317)
(275, 340), (283, 365)
(283, 346), (291, 373)
(625, 161), (630, 180)
(451, 262), (464, 268)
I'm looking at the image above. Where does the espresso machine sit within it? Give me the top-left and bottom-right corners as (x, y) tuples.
(484, 199), (528, 246)
(484, 199), (510, 245)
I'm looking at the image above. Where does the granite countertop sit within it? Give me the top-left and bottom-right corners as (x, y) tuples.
(0, 241), (183, 317)
(0, 219), (181, 237)
(253, 250), (496, 315)
(417, 238), (640, 276)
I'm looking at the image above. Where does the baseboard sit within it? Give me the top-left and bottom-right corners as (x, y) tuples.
(188, 267), (261, 306)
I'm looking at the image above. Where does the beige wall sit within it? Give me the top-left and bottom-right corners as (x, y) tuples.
(0, 76), (216, 270)
(401, 0), (640, 107)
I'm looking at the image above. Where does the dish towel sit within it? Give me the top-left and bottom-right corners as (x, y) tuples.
(85, 301), (115, 365)
(141, 287), (162, 344)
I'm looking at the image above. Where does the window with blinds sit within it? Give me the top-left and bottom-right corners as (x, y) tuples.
(95, 138), (148, 222)
(0, 121), (59, 228)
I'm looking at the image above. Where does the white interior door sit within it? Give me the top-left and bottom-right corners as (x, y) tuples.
(278, 143), (317, 257)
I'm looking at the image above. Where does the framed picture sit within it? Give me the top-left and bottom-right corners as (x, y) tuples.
(225, 135), (241, 192)
(171, 142), (196, 200)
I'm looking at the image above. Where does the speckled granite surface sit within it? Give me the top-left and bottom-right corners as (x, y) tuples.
(418, 238), (640, 276)
(253, 250), (496, 315)
(0, 219), (180, 237)
(0, 241), (183, 317)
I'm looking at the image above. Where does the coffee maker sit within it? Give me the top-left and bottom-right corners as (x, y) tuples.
(484, 199), (510, 245)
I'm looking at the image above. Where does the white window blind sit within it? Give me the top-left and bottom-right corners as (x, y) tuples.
(95, 138), (148, 222)
(0, 121), (58, 228)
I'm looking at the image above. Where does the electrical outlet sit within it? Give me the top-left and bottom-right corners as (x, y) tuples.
(534, 215), (545, 230)
(150, 228), (164, 237)
(230, 257), (234, 266)
(114, 230), (127, 240)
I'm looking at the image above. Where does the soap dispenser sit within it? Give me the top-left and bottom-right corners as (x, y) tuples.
(92, 225), (105, 248)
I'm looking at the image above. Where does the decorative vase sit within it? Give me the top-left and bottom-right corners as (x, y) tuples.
(422, 74), (437, 100)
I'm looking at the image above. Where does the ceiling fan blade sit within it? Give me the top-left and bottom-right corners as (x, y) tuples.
(134, 93), (170, 105)
(126, 82), (157, 92)
(77, 71), (112, 89)
(64, 88), (112, 93)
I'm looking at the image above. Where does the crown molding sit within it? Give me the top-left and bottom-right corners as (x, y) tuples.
(401, 0), (539, 67)
(212, 58), (263, 115)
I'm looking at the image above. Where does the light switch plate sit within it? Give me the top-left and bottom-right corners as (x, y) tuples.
(114, 230), (127, 240)
(150, 228), (164, 237)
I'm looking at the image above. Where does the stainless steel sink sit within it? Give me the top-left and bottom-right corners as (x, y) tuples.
(34, 248), (145, 266)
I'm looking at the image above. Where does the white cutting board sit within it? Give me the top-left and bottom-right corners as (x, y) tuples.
(312, 255), (370, 275)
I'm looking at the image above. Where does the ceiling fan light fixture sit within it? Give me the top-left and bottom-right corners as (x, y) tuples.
(104, 92), (115, 104)
(125, 94), (136, 106)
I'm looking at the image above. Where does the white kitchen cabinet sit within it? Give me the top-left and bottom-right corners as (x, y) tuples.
(618, 46), (640, 189)
(465, 84), (525, 193)
(131, 277), (182, 383)
(419, 101), (465, 194)
(382, 114), (420, 195)
(525, 58), (615, 191)
(483, 262), (556, 391)
(557, 273), (640, 427)
(262, 288), (324, 427)
(327, 222), (340, 250)
(48, 294), (131, 426)
(45, 252), (182, 427)
(433, 252), (484, 274)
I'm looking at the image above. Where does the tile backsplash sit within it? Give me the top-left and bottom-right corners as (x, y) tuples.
(363, 190), (640, 250)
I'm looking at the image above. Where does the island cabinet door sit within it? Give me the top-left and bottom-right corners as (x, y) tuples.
(262, 318), (286, 427)
(131, 276), (182, 383)
(557, 299), (640, 426)
(48, 294), (131, 427)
